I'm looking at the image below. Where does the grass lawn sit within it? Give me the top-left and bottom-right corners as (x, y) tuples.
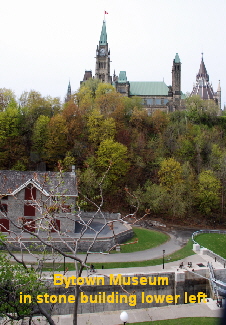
(118, 227), (169, 253)
(195, 233), (226, 259)
(42, 238), (195, 271)
(129, 317), (218, 325)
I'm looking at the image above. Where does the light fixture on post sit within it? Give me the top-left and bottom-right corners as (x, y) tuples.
(120, 311), (129, 324)
(163, 249), (165, 269)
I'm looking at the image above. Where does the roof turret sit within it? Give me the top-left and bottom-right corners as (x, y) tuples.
(174, 53), (180, 63)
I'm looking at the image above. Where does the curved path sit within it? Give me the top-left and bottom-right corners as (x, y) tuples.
(11, 228), (195, 264)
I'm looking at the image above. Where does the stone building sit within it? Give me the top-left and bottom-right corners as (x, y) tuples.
(79, 20), (223, 113)
(0, 169), (77, 233)
(114, 52), (183, 114)
(81, 20), (184, 113)
(190, 54), (221, 109)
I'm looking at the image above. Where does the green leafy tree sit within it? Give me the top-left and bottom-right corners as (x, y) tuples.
(0, 105), (25, 169)
(0, 253), (45, 322)
(76, 78), (100, 111)
(87, 139), (130, 191)
(158, 157), (183, 191)
(32, 115), (50, 159)
(196, 170), (221, 215)
(0, 88), (16, 111)
(185, 95), (219, 125)
(87, 109), (116, 146)
(58, 151), (76, 171)
(45, 114), (68, 168)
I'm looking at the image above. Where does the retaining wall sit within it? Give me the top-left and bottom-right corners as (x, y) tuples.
(38, 270), (211, 315)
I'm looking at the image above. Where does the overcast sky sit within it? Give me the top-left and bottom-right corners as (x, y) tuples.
(1, 0), (225, 108)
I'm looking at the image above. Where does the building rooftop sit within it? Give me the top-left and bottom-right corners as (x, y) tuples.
(129, 81), (169, 96)
(0, 170), (77, 196)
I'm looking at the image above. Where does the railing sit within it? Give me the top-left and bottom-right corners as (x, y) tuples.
(207, 261), (219, 300)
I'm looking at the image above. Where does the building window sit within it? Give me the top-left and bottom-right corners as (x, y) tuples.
(156, 99), (161, 105)
(25, 186), (36, 200)
(24, 204), (36, 216)
(146, 99), (153, 106)
(0, 204), (8, 214)
(0, 219), (9, 232)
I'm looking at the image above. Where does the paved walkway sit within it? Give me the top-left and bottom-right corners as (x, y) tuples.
(12, 300), (222, 324)
(11, 230), (186, 264)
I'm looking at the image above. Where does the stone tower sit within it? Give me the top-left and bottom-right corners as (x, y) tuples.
(217, 80), (221, 110)
(95, 20), (112, 83)
(172, 53), (181, 100)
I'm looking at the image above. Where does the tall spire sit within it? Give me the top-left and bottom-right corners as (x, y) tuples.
(99, 20), (107, 45)
(65, 80), (72, 103)
(191, 54), (215, 101)
(196, 53), (209, 82)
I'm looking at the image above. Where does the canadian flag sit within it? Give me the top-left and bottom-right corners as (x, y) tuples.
(105, 11), (108, 14)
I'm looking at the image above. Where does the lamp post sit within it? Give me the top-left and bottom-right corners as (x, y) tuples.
(163, 249), (165, 269)
(120, 311), (129, 325)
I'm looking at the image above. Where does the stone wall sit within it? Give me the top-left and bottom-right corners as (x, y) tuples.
(4, 224), (133, 252)
(77, 212), (121, 220)
(38, 270), (211, 315)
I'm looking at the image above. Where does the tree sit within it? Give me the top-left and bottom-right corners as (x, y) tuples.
(185, 95), (219, 125)
(196, 170), (221, 216)
(32, 115), (50, 159)
(0, 104), (25, 169)
(87, 109), (116, 146)
(151, 110), (169, 134)
(45, 114), (68, 168)
(0, 252), (47, 323)
(62, 101), (86, 147)
(76, 78), (100, 111)
(158, 157), (183, 191)
(0, 88), (16, 111)
(94, 139), (130, 190)
(95, 90), (124, 116)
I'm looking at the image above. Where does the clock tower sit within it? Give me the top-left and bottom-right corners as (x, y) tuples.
(95, 20), (112, 83)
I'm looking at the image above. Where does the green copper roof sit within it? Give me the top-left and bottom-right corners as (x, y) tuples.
(100, 20), (107, 45)
(118, 71), (127, 83)
(129, 82), (169, 96)
(174, 53), (180, 63)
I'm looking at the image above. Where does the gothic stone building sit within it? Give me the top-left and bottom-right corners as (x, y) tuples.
(0, 170), (77, 233)
(79, 20), (183, 113)
(78, 21), (221, 112)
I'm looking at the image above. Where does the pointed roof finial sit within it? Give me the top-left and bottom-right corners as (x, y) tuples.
(68, 80), (71, 94)
(197, 54), (209, 82)
(174, 53), (180, 63)
(100, 20), (107, 45)
(218, 80), (221, 92)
